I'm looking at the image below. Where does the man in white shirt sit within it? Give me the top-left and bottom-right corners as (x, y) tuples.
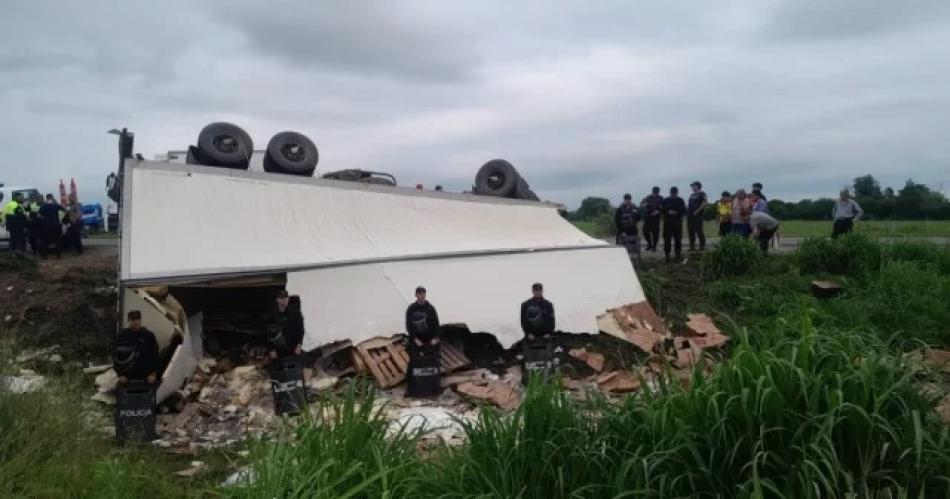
(831, 190), (864, 239)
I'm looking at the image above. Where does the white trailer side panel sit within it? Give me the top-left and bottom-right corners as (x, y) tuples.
(123, 162), (602, 281)
(287, 246), (644, 349)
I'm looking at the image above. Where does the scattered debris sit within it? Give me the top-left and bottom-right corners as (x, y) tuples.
(352, 337), (471, 389)
(596, 370), (640, 394)
(811, 280), (843, 299)
(221, 467), (256, 487)
(568, 348), (605, 372)
(598, 302), (667, 353)
(83, 363), (112, 375)
(175, 461), (207, 477)
(685, 314), (717, 336)
(48, 354), (63, 363)
(1, 373), (47, 393)
(906, 348), (950, 374)
(15, 346), (60, 364)
(390, 406), (471, 444)
(456, 380), (520, 411)
(92, 368), (118, 404)
(684, 314), (730, 350)
(306, 374), (338, 392)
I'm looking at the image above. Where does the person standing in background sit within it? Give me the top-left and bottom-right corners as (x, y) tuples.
(614, 193), (640, 245)
(831, 190), (864, 238)
(716, 191), (733, 237)
(686, 181), (708, 251)
(63, 195), (84, 255)
(640, 187), (663, 252)
(661, 186), (686, 262)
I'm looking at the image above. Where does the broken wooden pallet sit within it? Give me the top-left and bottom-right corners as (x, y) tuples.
(351, 337), (471, 389)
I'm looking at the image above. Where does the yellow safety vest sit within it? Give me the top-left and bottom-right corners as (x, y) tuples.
(3, 200), (20, 217)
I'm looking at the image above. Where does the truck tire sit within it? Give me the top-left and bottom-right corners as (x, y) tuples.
(515, 178), (540, 201)
(263, 131), (318, 176)
(196, 122), (253, 169)
(475, 159), (519, 197)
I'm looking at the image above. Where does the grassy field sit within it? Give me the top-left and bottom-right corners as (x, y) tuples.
(2, 237), (949, 497)
(573, 218), (950, 239)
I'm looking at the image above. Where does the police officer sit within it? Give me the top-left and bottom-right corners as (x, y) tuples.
(520, 283), (555, 340)
(662, 186), (687, 263)
(614, 193), (641, 245)
(406, 286), (440, 349)
(639, 187), (663, 252)
(113, 310), (160, 386)
(3, 192), (26, 251)
(687, 181), (708, 251)
(266, 289), (305, 360)
(37, 194), (65, 259)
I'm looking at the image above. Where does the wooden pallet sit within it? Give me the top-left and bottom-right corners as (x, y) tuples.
(352, 337), (471, 388)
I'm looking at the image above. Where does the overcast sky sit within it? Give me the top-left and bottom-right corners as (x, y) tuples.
(1, 1), (948, 209)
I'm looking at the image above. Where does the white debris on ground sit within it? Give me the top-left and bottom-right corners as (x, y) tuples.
(1, 369), (47, 394)
(82, 303), (731, 454)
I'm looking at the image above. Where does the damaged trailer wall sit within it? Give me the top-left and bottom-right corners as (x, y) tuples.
(288, 246), (645, 350)
(123, 162), (603, 281)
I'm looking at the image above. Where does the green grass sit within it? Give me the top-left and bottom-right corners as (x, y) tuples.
(4, 239), (950, 498)
(572, 219), (950, 239)
(0, 370), (237, 498)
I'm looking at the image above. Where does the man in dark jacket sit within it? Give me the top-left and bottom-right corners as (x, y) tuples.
(37, 194), (65, 259)
(266, 289), (305, 360)
(662, 186), (686, 263)
(113, 310), (160, 386)
(614, 193), (640, 244)
(406, 286), (440, 348)
(520, 283), (555, 340)
(640, 187), (663, 252)
(686, 181), (708, 251)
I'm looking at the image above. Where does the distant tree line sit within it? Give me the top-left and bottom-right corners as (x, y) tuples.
(566, 175), (950, 225)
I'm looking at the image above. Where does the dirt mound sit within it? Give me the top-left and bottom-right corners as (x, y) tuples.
(0, 248), (117, 362)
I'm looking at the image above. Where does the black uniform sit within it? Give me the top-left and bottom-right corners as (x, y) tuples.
(37, 202), (65, 258)
(405, 301), (440, 344)
(640, 194), (663, 250)
(266, 298), (305, 357)
(113, 327), (160, 381)
(520, 297), (555, 337)
(614, 204), (641, 244)
(687, 190), (707, 250)
(662, 196), (686, 259)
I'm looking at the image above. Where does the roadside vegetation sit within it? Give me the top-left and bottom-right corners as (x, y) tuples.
(1, 235), (948, 497)
(572, 218), (950, 239)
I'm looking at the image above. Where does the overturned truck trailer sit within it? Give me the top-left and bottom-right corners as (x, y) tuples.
(117, 154), (647, 402)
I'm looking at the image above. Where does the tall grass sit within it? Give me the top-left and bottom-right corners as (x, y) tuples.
(233, 322), (950, 498)
(0, 375), (221, 498)
(226, 383), (423, 498)
(702, 236), (763, 278)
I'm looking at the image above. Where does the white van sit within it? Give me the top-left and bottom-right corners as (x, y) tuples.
(0, 184), (42, 243)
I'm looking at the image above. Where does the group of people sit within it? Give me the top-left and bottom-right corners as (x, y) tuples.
(3, 192), (84, 258)
(614, 181), (781, 260)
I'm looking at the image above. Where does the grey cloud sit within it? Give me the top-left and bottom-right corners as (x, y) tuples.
(762, 0), (950, 41)
(213, 1), (480, 82)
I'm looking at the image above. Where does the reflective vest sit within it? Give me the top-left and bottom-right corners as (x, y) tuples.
(3, 200), (21, 217)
